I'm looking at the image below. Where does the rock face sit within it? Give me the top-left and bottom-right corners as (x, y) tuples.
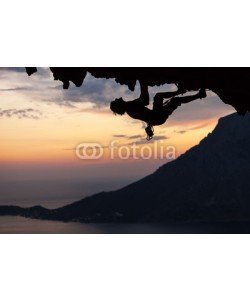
(26, 67), (250, 116)
(1, 112), (250, 223)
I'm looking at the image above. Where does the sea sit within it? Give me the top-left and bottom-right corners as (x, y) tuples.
(1, 179), (250, 234)
(1, 216), (250, 233)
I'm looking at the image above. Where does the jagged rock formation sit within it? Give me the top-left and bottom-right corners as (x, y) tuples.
(26, 67), (250, 116)
(1, 112), (250, 224)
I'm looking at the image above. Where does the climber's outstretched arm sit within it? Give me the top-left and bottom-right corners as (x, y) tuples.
(138, 81), (150, 106)
(128, 80), (149, 106)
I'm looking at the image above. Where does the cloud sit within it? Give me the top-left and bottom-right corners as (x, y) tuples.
(153, 135), (169, 141)
(127, 135), (169, 145)
(189, 122), (211, 130)
(0, 87), (32, 92)
(0, 108), (42, 119)
(174, 121), (212, 134)
(49, 73), (135, 108)
(0, 68), (175, 109)
(113, 134), (128, 138)
(175, 130), (187, 134)
(112, 133), (168, 143)
(0, 67), (25, 73)
(128, 135), (143, 139)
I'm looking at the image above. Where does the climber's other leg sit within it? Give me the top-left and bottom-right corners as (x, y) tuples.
(153, 87), (187, 102)
(174, 88), (207, 104)
(162, 89), (207, 119)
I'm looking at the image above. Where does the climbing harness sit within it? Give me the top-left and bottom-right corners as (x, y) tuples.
(145, 124), (154, 140)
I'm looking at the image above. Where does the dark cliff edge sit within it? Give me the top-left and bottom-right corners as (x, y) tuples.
(26, 67), (250, 116)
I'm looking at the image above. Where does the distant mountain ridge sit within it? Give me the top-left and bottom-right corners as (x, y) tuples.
(1, 112), (250, 223)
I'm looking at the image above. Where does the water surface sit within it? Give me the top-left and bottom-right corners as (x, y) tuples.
(1, 216), (250, 233)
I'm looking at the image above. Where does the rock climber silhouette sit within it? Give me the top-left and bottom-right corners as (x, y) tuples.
(110, 81), (207, 139)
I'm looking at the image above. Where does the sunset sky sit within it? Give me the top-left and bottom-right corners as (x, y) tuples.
(0, 68), (234, 207)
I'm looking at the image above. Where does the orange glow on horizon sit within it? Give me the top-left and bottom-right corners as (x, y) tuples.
(0, 107), (218, 164)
